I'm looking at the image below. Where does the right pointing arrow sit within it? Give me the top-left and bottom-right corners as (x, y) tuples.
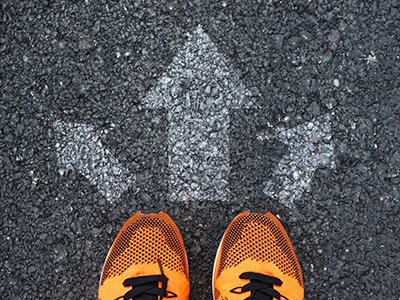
(263, 114), (335, 208)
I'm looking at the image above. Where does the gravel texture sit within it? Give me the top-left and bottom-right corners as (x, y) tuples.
(1, 0), (399, 299)
(54, 120), (134, 203)
(142, 26), (253, 203)
(263, 113), (335, 208)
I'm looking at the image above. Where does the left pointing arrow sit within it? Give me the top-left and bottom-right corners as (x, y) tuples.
(53, 120), (134, 203)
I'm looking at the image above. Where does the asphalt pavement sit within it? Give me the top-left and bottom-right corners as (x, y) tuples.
(1, 0), (399, 299)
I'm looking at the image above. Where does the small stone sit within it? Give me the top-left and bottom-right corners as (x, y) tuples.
(328, 29), (340, 44)
(98, 197), (106, 206)
(333, 79), (340, 87)
(190, 241), (201, 254)
(105, 224), (113, 234)
(376, 163), (388, 179)
(300, 30), (313, 41)
(5, 134), (14, 142)
(28, 266), (36, 273)
(287, 35), (301, 47)
(275, 34), (284, 49)
(54, 244), (68, 261)
(181, 194), (189, 205)
(91, 227), (101, 237)
(22, 147), (34, 159)
(58, 40), (67, 49)
(286, 104), (295, 113)
(9, 276), (17, 285)
(78, 39), (91, 50)
(319, 50), (333, 64)
(92, 20), (101, 34)
(304, 13), (318, 25)
(308, 101), (321, 116)
(39, 233), (47, 240)
(312, 133), (322, 143)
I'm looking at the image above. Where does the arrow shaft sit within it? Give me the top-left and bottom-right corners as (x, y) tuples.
(264, 152), (321, 207)
(141, 27), (253, 203)
(168, 108), (230, 202)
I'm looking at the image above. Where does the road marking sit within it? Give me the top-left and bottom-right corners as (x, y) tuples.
(54, 120), (134, 203)
(142, 26), (253, 202)
(263, 114), (335, 207)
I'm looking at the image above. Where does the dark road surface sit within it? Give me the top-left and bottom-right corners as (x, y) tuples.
(1, 0), (399, 299)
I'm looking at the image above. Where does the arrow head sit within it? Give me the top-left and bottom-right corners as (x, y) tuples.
(275, 113), (335, 169)
(264, 114), (335, 207)
(142, 25), (253, 111)
(54, 120), (133, 203)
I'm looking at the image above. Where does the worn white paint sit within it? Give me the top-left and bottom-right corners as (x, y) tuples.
(263, 114), (335, 207)
(142, 26), (252, 202)
(54, 120), (133, 203)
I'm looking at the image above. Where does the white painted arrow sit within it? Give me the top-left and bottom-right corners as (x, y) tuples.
(263, 114), (335, 207)
(142, 26), (253, 202)
(53, 120), (134, 203)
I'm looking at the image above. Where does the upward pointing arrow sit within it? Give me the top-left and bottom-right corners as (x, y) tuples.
(263, 114), (335, 208)
(142, 26), (253, 202)
(54, 120), (134, 203)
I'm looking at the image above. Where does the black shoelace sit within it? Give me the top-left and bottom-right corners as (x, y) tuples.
(230, 272), (289, 300)
(115, 259), (177, 300)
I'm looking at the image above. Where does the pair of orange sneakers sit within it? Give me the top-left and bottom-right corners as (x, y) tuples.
(98, 211), (304, 300)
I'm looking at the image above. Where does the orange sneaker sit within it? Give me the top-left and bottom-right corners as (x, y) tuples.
(98, 211), (190, 300)
(213, 212), (304, 300)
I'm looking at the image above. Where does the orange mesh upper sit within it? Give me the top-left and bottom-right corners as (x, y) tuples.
(216, 212), (303, 288)
(100, 212), (189, 285)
